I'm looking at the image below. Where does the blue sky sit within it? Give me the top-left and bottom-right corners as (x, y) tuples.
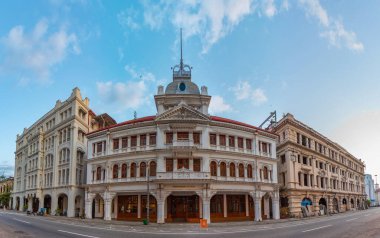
(1, 0), (379, 180)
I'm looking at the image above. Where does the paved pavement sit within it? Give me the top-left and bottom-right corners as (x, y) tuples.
(0, 207), (379, 237)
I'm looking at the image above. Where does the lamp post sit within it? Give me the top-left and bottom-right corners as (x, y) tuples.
(146, 165), (150, 225)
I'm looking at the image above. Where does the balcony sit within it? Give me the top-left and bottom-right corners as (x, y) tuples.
(156, 171), (209, 180)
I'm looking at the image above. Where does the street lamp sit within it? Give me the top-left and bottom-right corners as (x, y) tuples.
(146, 165), (150, 225)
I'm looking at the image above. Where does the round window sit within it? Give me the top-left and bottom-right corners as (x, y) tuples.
(179, 82), (186, 91)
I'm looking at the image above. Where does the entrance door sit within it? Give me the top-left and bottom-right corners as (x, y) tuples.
(167, 195), (199, 222)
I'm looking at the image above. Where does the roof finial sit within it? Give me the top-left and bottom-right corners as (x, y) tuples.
(180, 28), (183, 70)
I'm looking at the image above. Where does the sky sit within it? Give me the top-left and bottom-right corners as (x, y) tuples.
(0, 0), (379, 181)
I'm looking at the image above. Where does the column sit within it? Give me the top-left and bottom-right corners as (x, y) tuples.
(245, 194), (249, 217)
(202, 197), (211, 224)
(137, 194), (141, 218)
(223, 194), (227, 218)
(272, 196), (280, 220)
(19, 197), (24, 212)
(254, 196), (262, 221)
(28, 198), (33, 212)
(157, 199), (165, 224)
(104, 196), (112, 221)
(67, 191), (75, 217)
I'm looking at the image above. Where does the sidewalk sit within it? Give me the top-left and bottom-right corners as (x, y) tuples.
(3, 208), (369, 233)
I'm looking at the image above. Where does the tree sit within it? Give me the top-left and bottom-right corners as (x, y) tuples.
(0, 192), (10, 208)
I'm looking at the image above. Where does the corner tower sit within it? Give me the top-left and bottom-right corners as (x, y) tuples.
(155, 29), (211, 115)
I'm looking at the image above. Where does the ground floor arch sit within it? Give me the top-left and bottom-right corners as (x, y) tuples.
(57, 193), (68, 216)
(32, 197), (39, 212)
(350, 198), (355, 208)
(15, 197), (20, 211)
(332, 198), (339, 213)
(319, 198), (327, 215)
(43, 195), (52, 214)
(92, 194), (104, 219)
(75, 195), (83, 217)
(261, 193), (273, 220)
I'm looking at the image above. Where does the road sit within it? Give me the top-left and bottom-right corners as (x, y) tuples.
(0, 208), (380, 238)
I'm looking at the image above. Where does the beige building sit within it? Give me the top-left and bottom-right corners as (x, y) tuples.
(12, 88), (114, 217)
(273, 113), (366, 218)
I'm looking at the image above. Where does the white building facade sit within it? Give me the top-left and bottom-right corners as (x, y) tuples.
(85, 55), (280, 223)
(12, 88), (91, 217)
(365, 174), (376, 206)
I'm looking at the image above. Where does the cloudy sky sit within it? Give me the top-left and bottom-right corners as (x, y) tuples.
(0, 0), (379, 180)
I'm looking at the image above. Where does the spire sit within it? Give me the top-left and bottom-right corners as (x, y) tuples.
(172, 28), (192, 80)
(180, 28), (183, 70)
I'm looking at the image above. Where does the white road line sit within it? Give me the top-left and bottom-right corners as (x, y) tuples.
(302, 225), (332, 233)
(364, 214), (370, 217)
(12, 218), (30, 224)
(58, 230), (100, 238)
(346, 218), (358, 221)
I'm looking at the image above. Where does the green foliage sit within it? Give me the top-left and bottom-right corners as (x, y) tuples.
(0, 192), (10, 207)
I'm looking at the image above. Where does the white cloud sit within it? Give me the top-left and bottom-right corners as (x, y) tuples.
(209, 95), (232, 114)
(321, 20), (364, 52)
(1, 19), (80, 83)
(262, 0), (277, 18)
(252, 88), (268, 105)
(97, 80), (148, 110)
(231, 81), (268, 105)
(330, 111), (380, 175)
(141, 0), (253, 54)
(96, 65), (157, 113)
(299, 0), (363, 52)
(117, 8), (140, 30)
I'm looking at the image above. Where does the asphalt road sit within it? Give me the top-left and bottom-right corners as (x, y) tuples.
(0, 207), (379, 238)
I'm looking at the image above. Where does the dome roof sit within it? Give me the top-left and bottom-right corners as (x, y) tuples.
(165, 80), (200, 95)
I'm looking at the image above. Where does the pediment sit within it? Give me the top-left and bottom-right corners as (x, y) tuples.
(155, 105), (210, 121)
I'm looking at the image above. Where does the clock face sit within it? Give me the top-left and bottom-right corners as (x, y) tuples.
(179, 82), (186, 91)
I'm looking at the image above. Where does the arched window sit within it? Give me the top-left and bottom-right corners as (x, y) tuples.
(96, 167), (101, 180)
(263, 166), (268, 180)
(210, 161), (217, 176)
(140, 162), (146, 177)
(230, 163), (236, 177)
(149, 161), (156, 176)
(220, 162), (226, 177)
(113, 164), (119, 179)
(247, 164), (253, 178)
(238, 164), (244, 177)
(130, 163), (136, 177)
(121, 164), (127, 178)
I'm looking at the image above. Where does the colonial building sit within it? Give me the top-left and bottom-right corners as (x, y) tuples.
(273, 113), (366, 218)
(0, 177), (13, 208)
(12, 88), (114, 217)
(84, 46), (280, 224)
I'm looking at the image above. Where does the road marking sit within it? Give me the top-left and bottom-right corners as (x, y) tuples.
(302, 225), (332, 233)
(346, 218), (358, 221)
(364, 214), (370, 217)
(58, 230), (100, 238)
(12, 218), (30, 224)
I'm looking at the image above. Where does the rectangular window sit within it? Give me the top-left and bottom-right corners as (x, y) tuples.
(228, 136), (235, 147)
(302, 156), (307, 165)
(297, 133), (300, 144)
(149, 133), (156, 145)
(131, 136), (137, 147)
(121, 137), (128, 148)
(281, 154), (286, 164)
(113, 139), (119, 150)
(166, 132), (173, 144)
(166, 158), (173, 172)
(246, 139), (252, 150)
(193, 159), (200, 172)
(301, 135), (307, 146)
(177, 132), (189, 140)
(193, 132), (200, 144)
(177, 158), (189, 169)
(219, 135), (226, 146)
(304, 174), (308, 186)
(96, 142), (103, 153)
(210, 133), (216, 145)
(237, 137), (243, 148)
(140, 134), (146, 146)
